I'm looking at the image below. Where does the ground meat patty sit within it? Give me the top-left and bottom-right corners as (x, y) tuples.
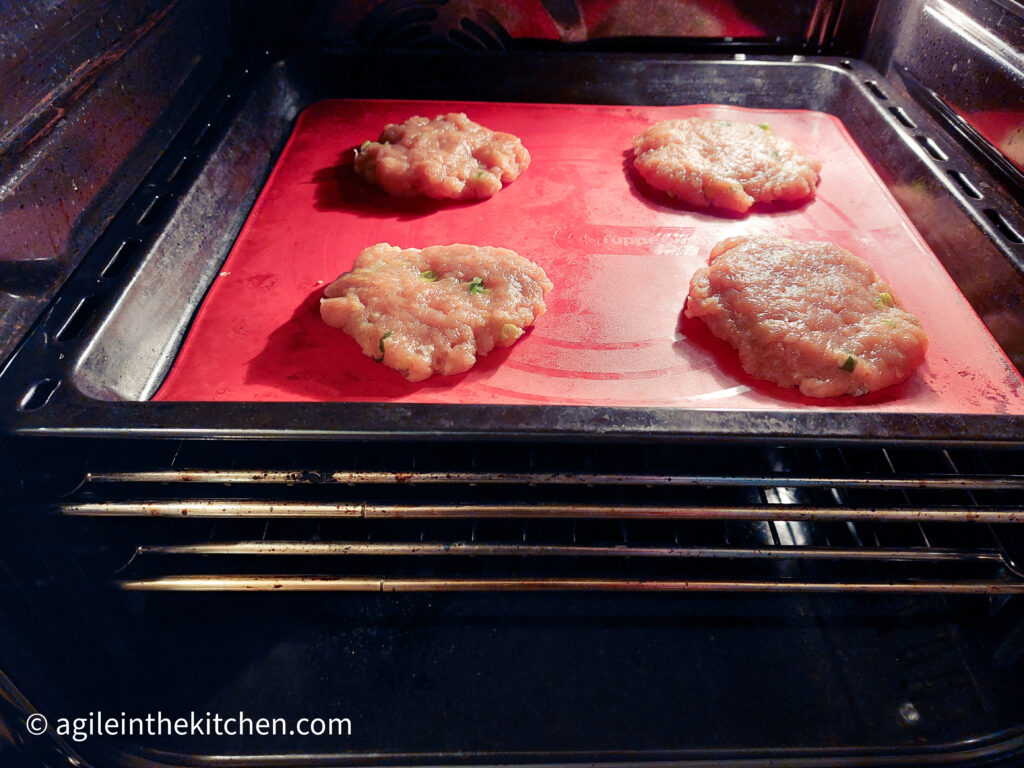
(353, 113), (530, 199)
(685, 235), (928, 397)
(632, 117), (821, 213)
(321, 243), (552, 381)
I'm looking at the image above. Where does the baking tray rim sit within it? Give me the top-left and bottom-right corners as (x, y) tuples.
(7, 395), (1024, 444)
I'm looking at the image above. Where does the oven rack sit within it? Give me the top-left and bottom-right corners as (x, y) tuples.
(50, 440), (1024, 594)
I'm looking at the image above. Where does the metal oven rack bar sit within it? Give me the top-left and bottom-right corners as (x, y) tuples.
(53, 442), (1024, 594)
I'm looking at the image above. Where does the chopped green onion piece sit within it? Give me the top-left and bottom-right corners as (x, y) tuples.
(473, 170), (486, 180)
(501, 323), (523, 341)
(468, 277), (485, 294)
(373, 330), (393, 362)
(876, 291), (894, 308)
(757, 123), (771, 131)
(840, 355), (857, 372)
(359, 140), (372, 151)
(419, 270), (438, 281)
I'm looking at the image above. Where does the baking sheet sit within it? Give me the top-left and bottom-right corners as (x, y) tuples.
(153, 99), (1024, 413)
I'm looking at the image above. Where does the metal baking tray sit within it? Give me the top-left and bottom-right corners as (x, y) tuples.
(3, 51), (1024, 443)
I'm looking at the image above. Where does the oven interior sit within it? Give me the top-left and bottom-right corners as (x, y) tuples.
(3, 1), (1024, 766)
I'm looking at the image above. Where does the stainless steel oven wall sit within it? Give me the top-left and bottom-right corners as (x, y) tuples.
(863, 0), (1024, 371)
(0, 0), (230, 368)
(867, 0), (1024, 188)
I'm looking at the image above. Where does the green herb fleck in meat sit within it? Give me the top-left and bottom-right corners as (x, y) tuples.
(419, 270), (438, 282)
(468, 277), (485, 294)
(840, 355), (857, 373)
(758, 123), (771, 131)
(876, 291), (895, 308)
(373, 330), (393, 362)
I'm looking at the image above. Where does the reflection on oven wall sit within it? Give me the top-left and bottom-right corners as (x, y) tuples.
(869, 0), (1024, 179)
(300, 0), (834, 46)
(866, 0), (1024, 372)
(0, 0), (228, 367)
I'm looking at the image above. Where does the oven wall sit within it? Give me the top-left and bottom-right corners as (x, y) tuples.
(0, 0), (231, 368)
(867, 0), (1024, 183)
(862, 0), (1024, 370)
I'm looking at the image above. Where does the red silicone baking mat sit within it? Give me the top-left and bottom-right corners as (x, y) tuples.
(153, 99), (1024, 413)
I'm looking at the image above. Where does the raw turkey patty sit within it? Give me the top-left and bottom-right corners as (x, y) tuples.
(632, 117), (821, 213)
(321, 243), (552, 381)
(685, 235), (928, 397)
(353, 113), (530, 199)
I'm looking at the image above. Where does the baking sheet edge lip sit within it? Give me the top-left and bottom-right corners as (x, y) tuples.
(6, 404), (1024, 445)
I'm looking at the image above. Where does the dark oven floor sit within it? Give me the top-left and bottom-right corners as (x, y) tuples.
(130, 592), (1024, 760)
(8, 587), (1024, 765)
